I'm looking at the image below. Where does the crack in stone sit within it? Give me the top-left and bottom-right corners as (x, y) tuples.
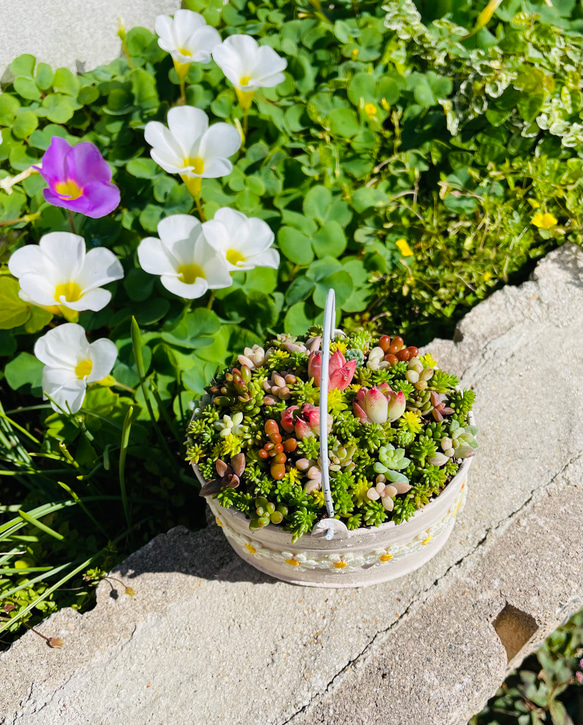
(281, 451), (582, 725)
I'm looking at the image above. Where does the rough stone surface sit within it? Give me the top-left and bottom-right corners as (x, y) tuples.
(0, 0), (181, 77)
(0, 244), (582, 725)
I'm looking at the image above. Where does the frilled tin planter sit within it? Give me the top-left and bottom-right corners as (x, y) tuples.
(188, 290), (477, 588)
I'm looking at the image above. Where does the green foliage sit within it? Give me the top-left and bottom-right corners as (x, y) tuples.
(470, 609), (583, 725)
(1, 0), (581, 642)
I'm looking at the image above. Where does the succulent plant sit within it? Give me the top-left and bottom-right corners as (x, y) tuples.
(188, 327), (477, 542)
(199, 453), (246, 497)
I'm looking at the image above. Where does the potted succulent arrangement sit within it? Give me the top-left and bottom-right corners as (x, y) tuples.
(187, 292), (477, 587)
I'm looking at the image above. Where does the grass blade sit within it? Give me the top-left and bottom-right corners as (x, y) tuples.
(119, 406), (133, 530)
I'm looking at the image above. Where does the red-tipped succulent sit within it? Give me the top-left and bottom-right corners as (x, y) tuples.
(281, 403), (332, 439)
(353, 385), (406, 424)
(308, 349), (357, 391)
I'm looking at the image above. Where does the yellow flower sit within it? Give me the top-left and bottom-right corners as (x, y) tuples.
(330, 340), (347, 354)
(419, 353), (437, 368)
(380, 98), (390, 111)
(354, 477), (370, 506)
(396, 238), (414, 257)
(283, 467), (301, 485)
(483, 271), (491, 282)
(349, 383), (362, 393)
(399, 411), (423, 434)
(364, 103), (377, 117)
(532, 212), (558, 230)
(310, 490), (325, 508)
(327, 388), (348, 414)
(221, 433), (242, 458)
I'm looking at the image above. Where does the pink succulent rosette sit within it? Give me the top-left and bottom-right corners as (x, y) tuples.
(308, 349), (357, 391)
(353, 385), (406, 424)
(281, 403), (332, 439)
(35, 138), (120, 219)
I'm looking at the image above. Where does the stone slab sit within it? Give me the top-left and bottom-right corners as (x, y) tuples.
(0, 0), (181, 77)
(0, 243), (582, 725)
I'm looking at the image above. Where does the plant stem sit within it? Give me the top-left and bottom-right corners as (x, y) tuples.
(67, 211), (76, 234)
(195, 195), (205, 221)
(206, 291), (217, 310)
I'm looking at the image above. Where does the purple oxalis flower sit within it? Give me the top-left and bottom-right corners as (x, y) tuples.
(34, 138), (120, 218)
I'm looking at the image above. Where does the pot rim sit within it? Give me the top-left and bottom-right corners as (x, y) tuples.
(194, 442), (475, 543)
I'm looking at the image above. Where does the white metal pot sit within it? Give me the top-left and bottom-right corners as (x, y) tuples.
(197, 457), (472, 587)
(193, 289), (475, 587)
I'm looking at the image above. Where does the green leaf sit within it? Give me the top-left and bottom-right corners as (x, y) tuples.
(11, 54), (35, 79)
(245, 267), (277, 294)
(0, 94), (20, 125)
(165, 185), (193, 215)
(303, 186), (332, 223)
(4, 352), (43, 394)
(284, 302), (314, 336)
(139, 204), (164, 232)
(12, 109), (39, 139)
(124, 268), (155, 301)
(13, 77), (41, 101)
(42, 94), (77, 123)
(312, 221), (347, 258)
(313, 270), (353, 308)
(0, 277), (31, 329)
(130, 68), (159, 111)
(407, 72), (452, 108)
(517, 93), (545, 123)
(286, 276), (315, 305)
(126, 158), (160, 179)
(378, 73), (404, 106)
(277, 226), (314, 265)
(329, 107), (360, 137)
(161, 309), (221, 349)
(77, 85), (99, 105)
(35, 62), (54, 91)
(52, 67), (80, 96)
(348, 73), (376, 106)
(24, 306), (53, 334)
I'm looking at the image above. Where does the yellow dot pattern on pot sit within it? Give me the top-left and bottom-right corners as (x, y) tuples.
(245, 543), (256, 555)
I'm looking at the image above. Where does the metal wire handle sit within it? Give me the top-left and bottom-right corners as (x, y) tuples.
(312, 289), (349, 541)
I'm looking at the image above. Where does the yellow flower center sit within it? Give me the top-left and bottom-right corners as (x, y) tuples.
(333, 560), (348, 569)
(177, 263), (205, 285)
(184, 157), (204, 175)
(74, 359), (93, 379)
(54, 180), (83, 200)
(226, 249), (245, 266)
(239, 76), (250, 86)
(55, 281), (83, 303)
(177, 47), (192, 58)
(364, 103), (377, 116)
(285, 557), (301, 567)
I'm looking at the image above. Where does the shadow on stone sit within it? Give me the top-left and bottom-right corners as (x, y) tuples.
(492, 602), (539, 662)
(115, 519), (277, 587)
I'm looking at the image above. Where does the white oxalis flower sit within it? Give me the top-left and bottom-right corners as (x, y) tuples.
(155, 10), (221, 78)
(203, 207), (279, 271)
(144, 106), (241, 197)
(8, 232), (124, 315)
(212, 34), (287, 108)
(137, 214), (232, 299)
(34, 323), (118, 414)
